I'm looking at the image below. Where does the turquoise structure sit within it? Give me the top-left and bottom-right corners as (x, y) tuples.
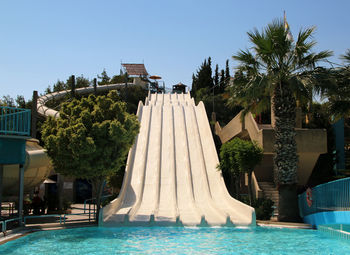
(299, 177), (350, 228)
(0, 106), (31, 225)
(333, 118), (346, 170)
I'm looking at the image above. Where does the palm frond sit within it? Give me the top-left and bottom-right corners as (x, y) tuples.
(340, 49), (350, 65)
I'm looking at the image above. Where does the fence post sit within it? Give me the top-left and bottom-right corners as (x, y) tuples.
(71, 75), (76, 98)
(0, 165), (3, 218)
(93, 78), (97, 95)
(18, 165), (24, 226)
(31, 91), (38, 138)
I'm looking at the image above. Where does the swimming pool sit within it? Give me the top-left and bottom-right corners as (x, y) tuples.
(1, 226), (349, 254)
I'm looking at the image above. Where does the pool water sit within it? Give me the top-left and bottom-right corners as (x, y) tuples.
(1, 226), (349, 254)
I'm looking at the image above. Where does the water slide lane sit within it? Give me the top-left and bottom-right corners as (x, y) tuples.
(108, 104), (151, 222)
(183, 104), (227, 225)
(130, 104), (162, 222)
(155, 103), (178, 223)
(102, 103), (143, 222)
(195, 102), (255, 225)
(173, 104), (202, 225)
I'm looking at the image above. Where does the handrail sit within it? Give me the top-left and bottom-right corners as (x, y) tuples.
(298, 177), (350, 218)
(0, 220), (3, 233)
(215, 111), (243, 144)
(244, 113), (263, 146)
(2, 217), (21, 233)
(83, 195), (111, 213)
(0, 106), (31, 136)
(251, 172), (263, 199)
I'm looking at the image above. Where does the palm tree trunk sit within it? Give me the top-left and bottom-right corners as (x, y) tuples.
(271, 93), (276, 128)
(272, 82), (299, 221)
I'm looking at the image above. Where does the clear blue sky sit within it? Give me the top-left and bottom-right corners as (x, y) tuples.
(1, 0), (349, 101)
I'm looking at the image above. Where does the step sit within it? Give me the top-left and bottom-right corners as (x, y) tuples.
(263, 190), (278, 194)
(261, 187), (277, 190)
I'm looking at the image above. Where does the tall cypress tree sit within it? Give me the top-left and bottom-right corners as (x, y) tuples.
(225, 59), (230, 81)
(98, 69), (111, 85)
(220, 69), (226, 93)
(191, 73), (197, 96)
(214, 64), (219, 88)
(191, 57), (214, 93)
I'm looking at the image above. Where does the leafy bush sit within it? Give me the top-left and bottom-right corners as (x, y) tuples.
(254, 198), (274, 220)
(240, 197), (274, 220)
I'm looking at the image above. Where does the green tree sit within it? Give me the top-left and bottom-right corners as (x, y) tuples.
(232, 138), (263, 205)
(317, 50), (350, 120)
(15, 95), (26, 108)
(76, 75), (91, 88)
(219, 69), (226, 93)
(53, 80), (66, 92)
(217, 139), (242, 199)
(225, 59), (230, 83)
(98, 69), (111, 85)
(229, 18), (332, 221)
(191, 57), (214, 102)
(110, 74), (132, 84)
(41, 91), (140, 222)
(0, 95), (15, 107)
(218, 138), (263, 203)
(341, 49), (350, 64)
(119, 86), (148, 114)
(214, 64), (219, 89)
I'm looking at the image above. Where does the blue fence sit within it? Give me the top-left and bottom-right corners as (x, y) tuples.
(298, 177), (350, 218)
(0, 106), (31, 136)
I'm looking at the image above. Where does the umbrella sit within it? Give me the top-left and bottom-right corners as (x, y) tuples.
(149, 75), (162, 80)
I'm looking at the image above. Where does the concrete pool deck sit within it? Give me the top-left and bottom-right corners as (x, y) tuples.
(257, 220), (313, 229)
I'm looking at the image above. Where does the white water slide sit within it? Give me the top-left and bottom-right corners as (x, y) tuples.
(101, 93), (255, 226)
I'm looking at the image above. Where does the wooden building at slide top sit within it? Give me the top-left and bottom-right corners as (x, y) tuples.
(172, 82), (187, 94)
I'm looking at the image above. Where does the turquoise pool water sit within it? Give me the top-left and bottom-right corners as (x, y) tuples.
(1, 226), (349, 254)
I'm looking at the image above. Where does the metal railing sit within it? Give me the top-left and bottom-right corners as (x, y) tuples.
(0, 106), (31, 136)
(23, 214), (66, 225)
(84, 195), (112, 221)
(298, 177), (350, 218)
(1, 204), (99, 233)
(318, 224), (350, 240)
(1, 217), (21, 233)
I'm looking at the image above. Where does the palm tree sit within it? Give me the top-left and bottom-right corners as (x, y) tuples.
(341, 49), (350, 64)
(320, 49), (350, 120)
(229, 19), (332, 221)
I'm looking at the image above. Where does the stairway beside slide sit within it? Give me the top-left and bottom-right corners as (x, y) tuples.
(102, 93), (255, 226)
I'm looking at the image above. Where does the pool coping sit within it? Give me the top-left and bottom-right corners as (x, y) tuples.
(0, 222), (97, 245)
(257, 220), (313, 229)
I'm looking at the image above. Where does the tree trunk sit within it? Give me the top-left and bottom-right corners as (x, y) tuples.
(235, 175), (241, 200)
(230, 174), (237, 198)
(272, 82), (299, 221)
(270, 93), (276, 128)
(247, 171), (253, 206)
(92, 177), (105, 223)
(278, 184), (300, 222)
